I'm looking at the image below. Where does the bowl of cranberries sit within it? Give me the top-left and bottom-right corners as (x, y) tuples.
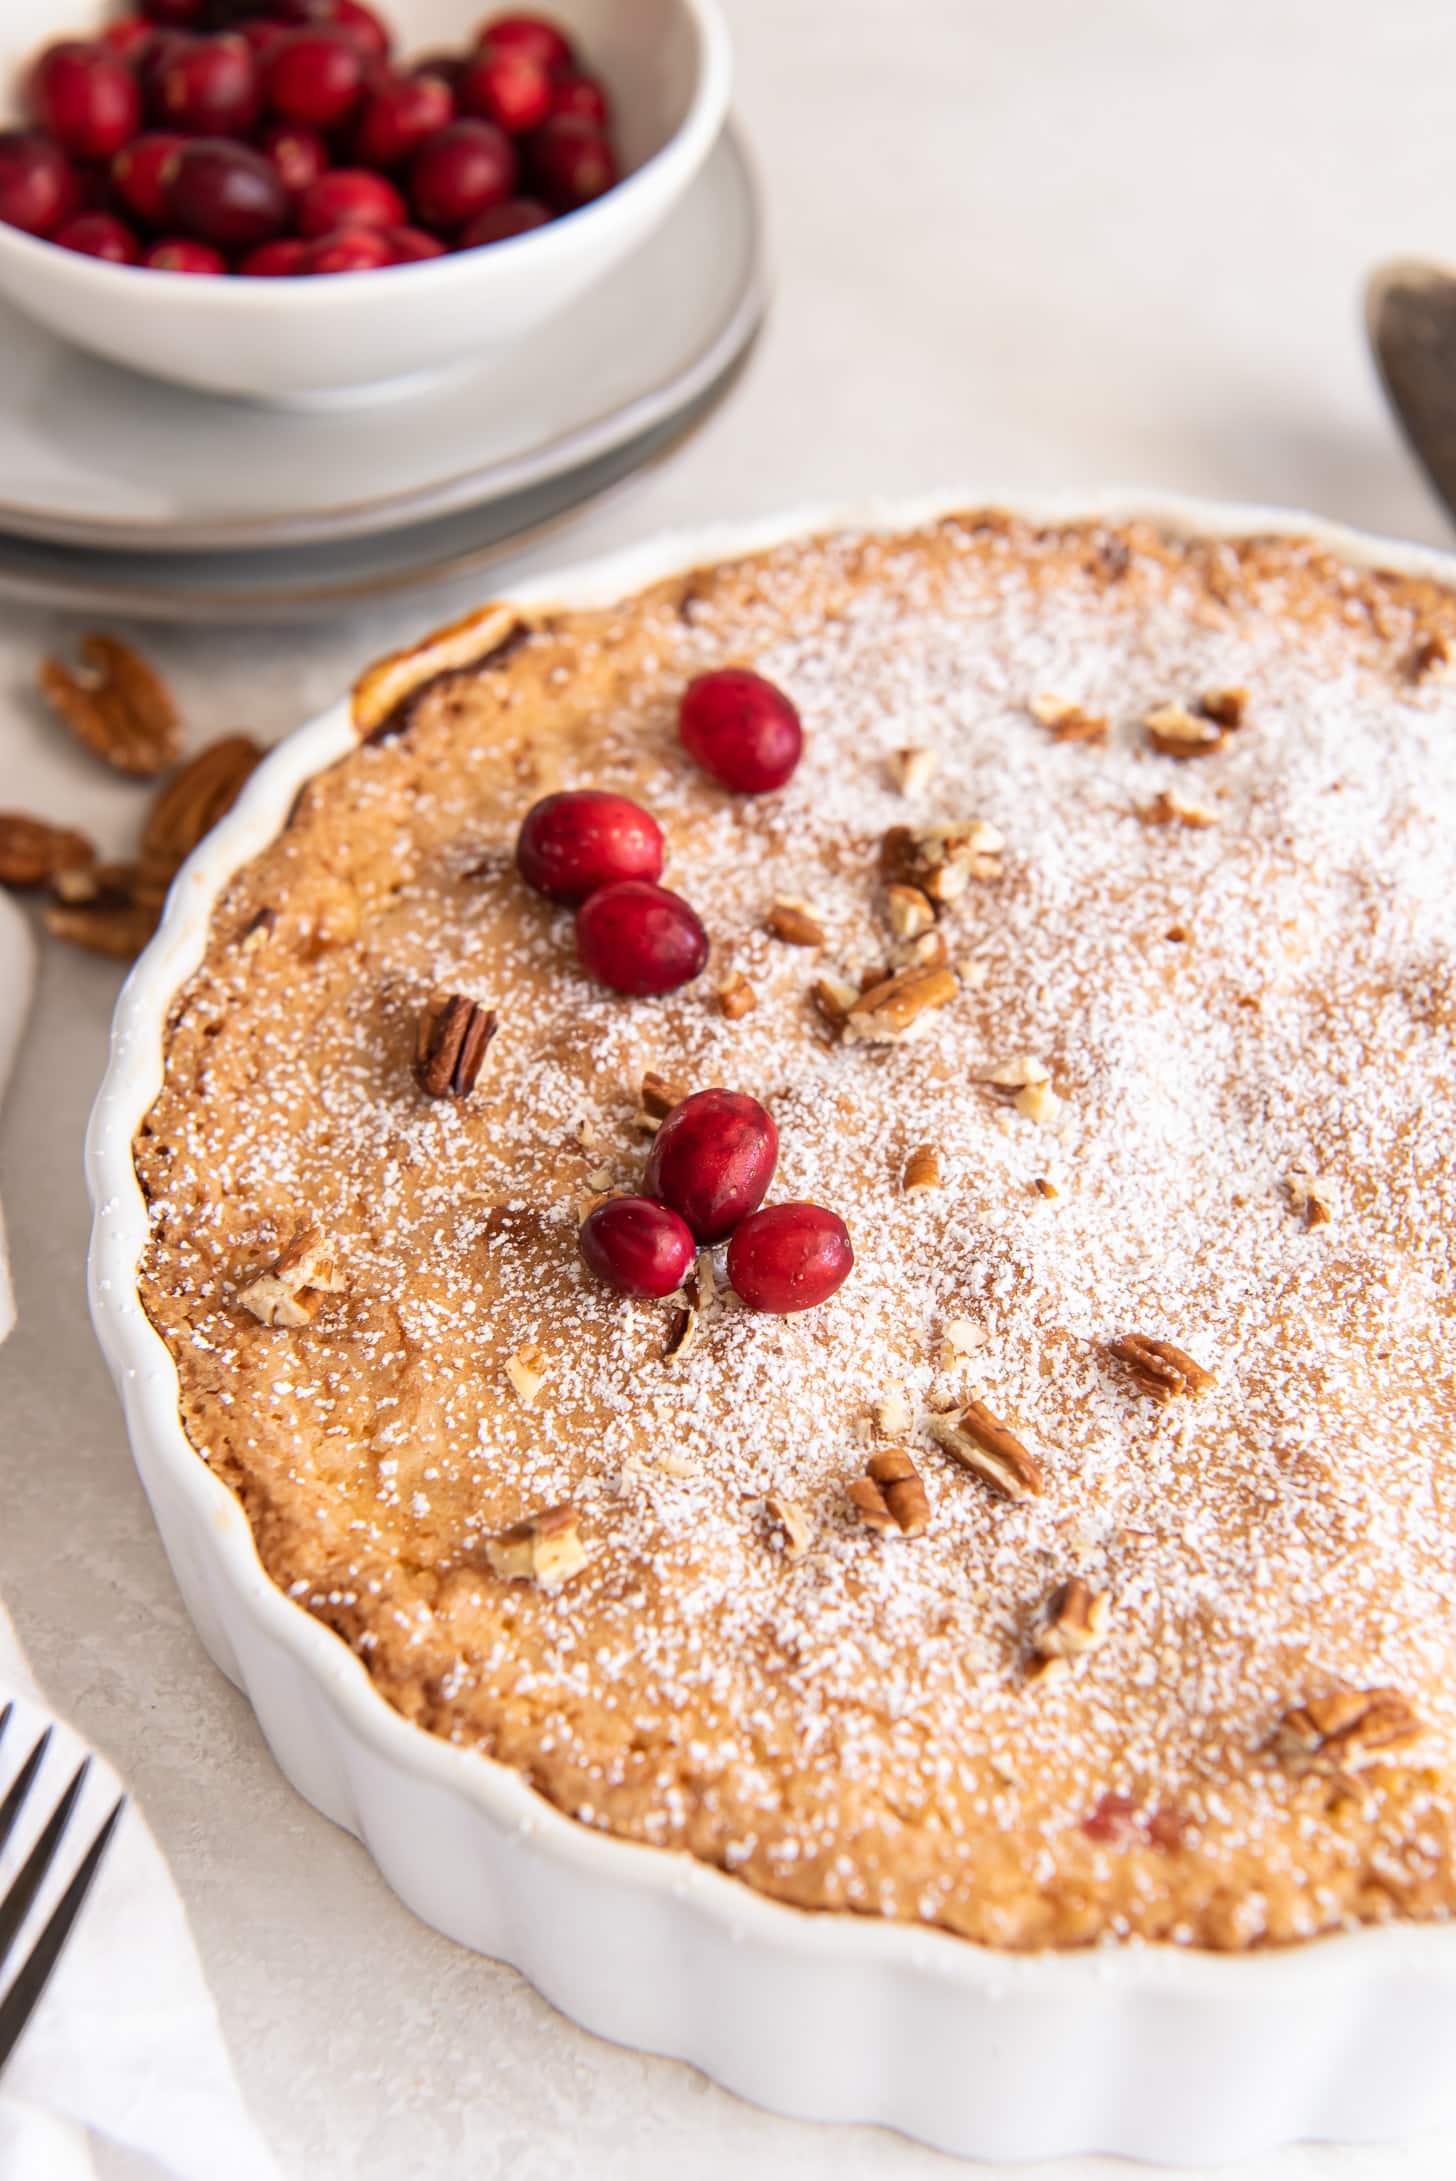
(0, 0), (730, 401)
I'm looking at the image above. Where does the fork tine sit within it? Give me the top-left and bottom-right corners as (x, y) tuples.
(0, 1731), (52, 1861)
(0, 1797), (125, 2075)
(0, 1757), (91, 1977)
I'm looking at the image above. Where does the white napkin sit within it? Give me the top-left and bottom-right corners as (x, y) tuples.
(0, 898), (281, 2181)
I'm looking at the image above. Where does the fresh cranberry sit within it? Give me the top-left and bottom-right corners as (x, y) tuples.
(238, 23), (286, 69)
(549, 72), (609, 126)
(238, 234), (307, 273)
(516, 789), (663, 905)
(209, 0), (336, 21)
(163, 137), (288, 248)
(298, 167), (404, 236)
(139, 0), (206, 23)
(265, 30), (365, 128)
(352, 71), (453, 169)
(575, 880), (708, 997)
(644, 1090), (778, 1245)
(144, 234), (224, 271)
(410, 119), (516, 231)
(156, 33), (260, 135)
(54, 211), (140, 263)
(0, 132), (80, 238)
(102, 18), (160, 62)
(259, 120), (328, 194)
(460, 50), (552, 135)
(727, 1204), (854, 1314)
(137, 29), (192, 115)
(678, 669), (803, 794)
(579, 1195), (695, 1299)
(476, 14), (575, 72)
(302, 224), (394, 272)
(526, 113), (616, 211)
(383, 223), (446, 261)
(30, 44), (143, 163)
(461, 196), (551, 246)
(411, 53), (469, 97)
(332, 0), (392, 60)
(71, 162), (118, 213)
(113, 130), (185, 224)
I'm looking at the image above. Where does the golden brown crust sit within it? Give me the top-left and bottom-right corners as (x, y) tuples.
(135, 512), (1456, 1951)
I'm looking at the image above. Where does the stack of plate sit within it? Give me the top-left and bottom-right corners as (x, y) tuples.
(0, 126), (764, 623)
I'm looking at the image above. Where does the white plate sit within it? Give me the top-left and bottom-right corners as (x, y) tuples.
(0, 123), (763, 555)
(87, 493), (1456, 2167)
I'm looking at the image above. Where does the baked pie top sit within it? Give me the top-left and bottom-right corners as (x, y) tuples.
(136, 512), (1456, 1949)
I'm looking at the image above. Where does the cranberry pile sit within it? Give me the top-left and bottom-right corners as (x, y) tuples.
(513, 667), (854, 1317)
(0, 7), (618, 275)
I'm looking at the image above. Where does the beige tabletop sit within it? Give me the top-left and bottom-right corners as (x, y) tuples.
(3, 2), (1456, 2174)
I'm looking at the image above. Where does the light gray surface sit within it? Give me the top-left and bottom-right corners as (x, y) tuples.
(2, 1), (1455, 2174)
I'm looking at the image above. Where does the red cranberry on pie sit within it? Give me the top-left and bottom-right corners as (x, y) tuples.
(726, 1204), (854, 1314)
(579, 1195), (696, 1298)
(678, 668), (804, 794)
(644, 1089), (779, 1244)
(575, 880), (708, 997)
(516, 789), (664, 905)
(29, 42), (142, 163)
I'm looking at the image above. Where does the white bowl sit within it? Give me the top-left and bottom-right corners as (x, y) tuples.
(87, 494), (1456, 2166)
(0, 0), (730, 401)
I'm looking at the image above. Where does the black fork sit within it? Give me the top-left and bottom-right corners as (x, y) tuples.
(0, 1699), (126, 2072)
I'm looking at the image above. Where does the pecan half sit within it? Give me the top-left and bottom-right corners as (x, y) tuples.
(764, 1491), (812, 1559)
(0, 813), (96, 892)
(1144, 702), (1224, 759)
(239, 1227), (343, 1328)
(1030, 1578), (1112, 1677)
(44, 889), (160, 962)
(847, 1446), (929, 1537)
(1028, 694), (1108, 743)
(1109, 1333), (1213, 1404)
(844, 963), (958, 1044)
(902, 1142), (942, 1193)
(39, 634), (181, 777)
(415, 994), (498, 1097)
(880, 821), (1004, 902)
(1271, 1687), (1423, 1776)
(137, 735), (261, 905)
(927, 1400), (1045, 1500)
(809, 975), (859, 1029)
(485, 1502), (586, 1589)
(765, 898), (827, 947)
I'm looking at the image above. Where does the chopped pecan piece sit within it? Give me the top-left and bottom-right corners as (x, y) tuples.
(38, 634), (181, 777)
(662, 1305), (697, 1363)
(847, 1446), (929, 1537)
(873, 1386), (914, 1436)
(879, 820), (1004, 904)
(1140, 788), (1219, 828)
(415, 994), (498, 1097)
(485, 1502), (586, 1589)
(1198, 686), (1248, 729)
(939, 1315), (984, 1365)
(1030, 1578), (1112, 1678)
(1028, 694), (1108, 743)
(239, 1227), (343, 1328)
(764, 1491), (812, 1559)
(716, 971), (757, 1020)
(810, 976), (859, 1029)
(1109, 1333), (1214, 1404)
(1144, 702), (1224, 759)
(505, 1342), (549, 1407)
(765, 898), (827, 947)
(884, 882), (935, 940)
(1405, 633), (1451, 683)
(0, 812), (96, 892)
(844, 963), (958, 1044)
(983, 1055), (1059, 1124)
(927, 1400), (1045, 1501)
(1271, 1687), (1423, 1776)
(886, 745), (938, 794)
(639, 1068), (687, 1125)
(902, 1142), (942, 1193)
(1286, 1168), (1335, 1229)
(137, 735), (262, 905)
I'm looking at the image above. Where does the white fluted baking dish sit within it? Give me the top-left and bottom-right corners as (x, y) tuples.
(87, 495), (1456, 2165)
